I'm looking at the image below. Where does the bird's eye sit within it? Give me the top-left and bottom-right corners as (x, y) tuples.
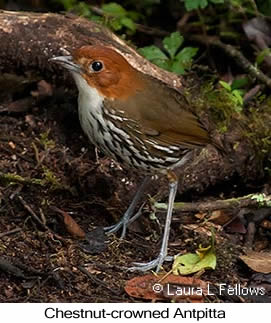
(90, 61), (103, 72)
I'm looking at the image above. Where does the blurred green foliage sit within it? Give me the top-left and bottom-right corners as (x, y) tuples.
(219, 80), (244, 112)
(257, 0), (271, 15)
(139, 32), (198, 75)
(102, 2), (140, 33)
(58, 0), (101, 22)
(184, 0), (225, 11)
(56, 1), (142, 34)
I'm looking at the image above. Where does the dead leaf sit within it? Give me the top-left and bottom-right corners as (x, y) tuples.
(25, 114), (37, 128)
(209, 210), (233, 225)
(240, 251), (271, 274)
(51, 206), (86, 238)
(125, 274), (208, 302)
(62, 212), (85, 238)
(8, 141), (16, 149)
(4, 286), (14, 298)
(84, 264), (102, 275)
(225, 217), (247, 234)
(194, 212), (207, 220)
(260, 220), (271, 230)
(31, 80), (53, 97)
(182, 223), (223, 240)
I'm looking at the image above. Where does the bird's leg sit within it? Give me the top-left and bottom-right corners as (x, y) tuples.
(104, 176), (151, 239)
(129, 171), (178, 272)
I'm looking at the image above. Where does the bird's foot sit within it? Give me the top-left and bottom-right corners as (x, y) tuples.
(104, 217), (129, 239)
(128, 254), (173, 273)
(104, 204), (144, 239)
(104, 178), (150, 239)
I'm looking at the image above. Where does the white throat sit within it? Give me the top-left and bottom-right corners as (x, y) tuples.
(71, 72), (105, 144)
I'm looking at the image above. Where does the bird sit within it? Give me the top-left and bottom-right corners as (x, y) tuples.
(50, 45), (210, 272)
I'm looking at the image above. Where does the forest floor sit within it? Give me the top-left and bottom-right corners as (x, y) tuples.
(0, 79), (269, 303)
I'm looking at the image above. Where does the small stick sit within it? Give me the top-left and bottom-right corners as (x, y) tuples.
(189, 35), (271, 89)
(18, 195), (48, 230)
(0, 228), (22, 238)
(77, 266), (121, 297)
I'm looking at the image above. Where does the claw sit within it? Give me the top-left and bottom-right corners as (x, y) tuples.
(104, 218), (128, 239)
(104, 202), (145, 238)
(129, 258), (164, 273)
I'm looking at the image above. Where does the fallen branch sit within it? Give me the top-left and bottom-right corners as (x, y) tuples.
(154, 193), (271, 213)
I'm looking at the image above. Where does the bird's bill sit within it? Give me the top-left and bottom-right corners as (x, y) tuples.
(49, 55), (81, 73)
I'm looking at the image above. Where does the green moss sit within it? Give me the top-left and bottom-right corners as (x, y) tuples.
(0, 172), (44, 186)
(199, 82), (244, 133)
(186, 78), (270, 176)
(41, 167), (63, 190)
(39, 130), (55, 150)
(246, 97), (271, 162)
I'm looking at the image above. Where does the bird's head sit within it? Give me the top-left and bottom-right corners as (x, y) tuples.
(50, 45), (144, 100)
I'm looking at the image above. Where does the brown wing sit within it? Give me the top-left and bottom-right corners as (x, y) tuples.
(110, 75), (209, 150)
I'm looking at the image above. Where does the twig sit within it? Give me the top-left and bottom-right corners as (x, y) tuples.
(77, 265), (121, 297)
(18, 195), (48, 229)
(245, 221), (256, 249)
(189, 35), (271, 89)
(17, 195), (65, 242)
(0, 228), (22, 238)
(89, 5), (168, 37)
(135, 24), (169, 37)
(0, 145), (33, 163)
